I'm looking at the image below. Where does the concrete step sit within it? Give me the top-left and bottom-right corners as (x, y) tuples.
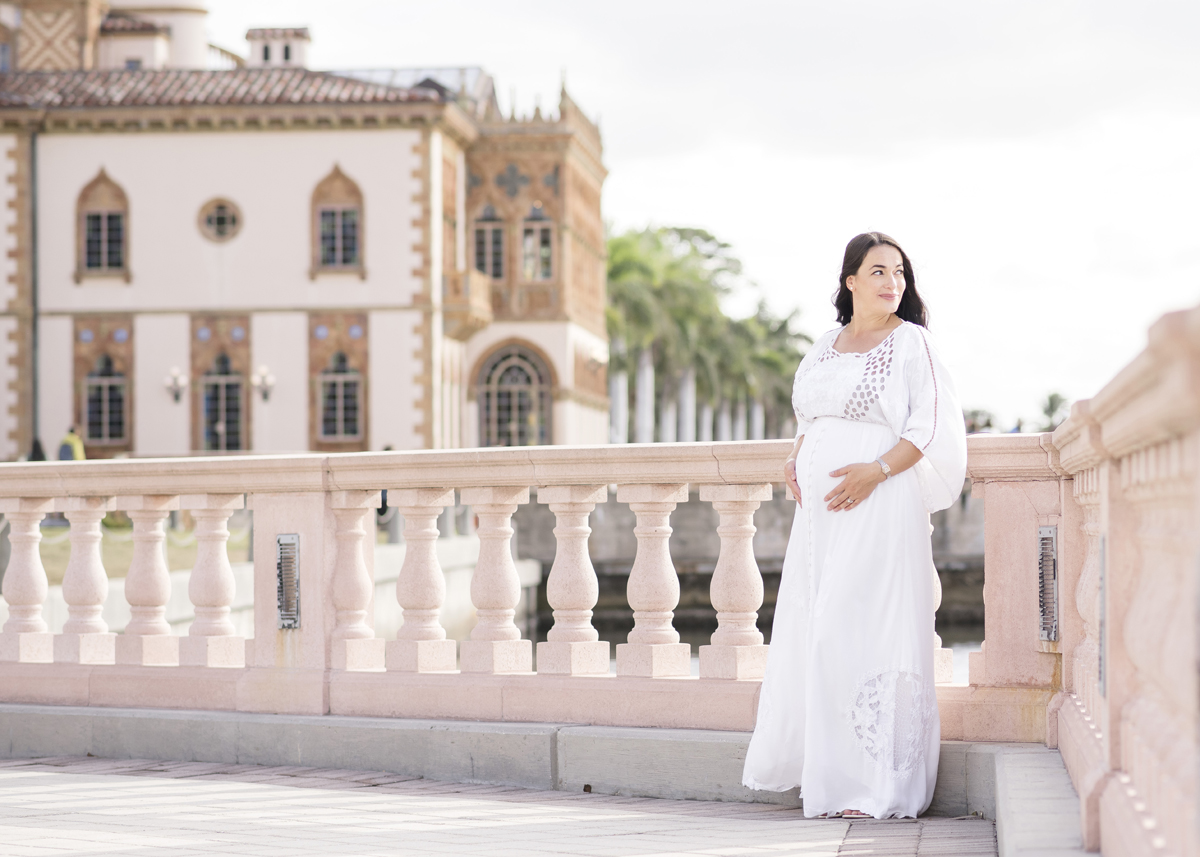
(0, 701), (1085, 849)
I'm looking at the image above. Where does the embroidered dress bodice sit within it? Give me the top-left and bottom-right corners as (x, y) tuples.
(800, 329), (897, 426)
(790, 322), (967, 514)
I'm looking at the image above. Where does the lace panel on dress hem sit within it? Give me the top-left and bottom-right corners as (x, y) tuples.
(847, 668), (932, 775)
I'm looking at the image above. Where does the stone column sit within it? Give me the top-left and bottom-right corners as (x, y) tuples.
(385, 488), (457, 672)
(536, 485), (609, 675)
(698, 484), (771, 679)
(116, 495), (180, 666)
(54, 496), (117, 664)
(178, 494), (246, 668)
(750, 400), (766, 440)
(459, 486), (532, 674)
(931, 556), (954, 683)
(0, 498), (55, 662)
(615, 483), (690, 677)
(329, 490), (383, 671)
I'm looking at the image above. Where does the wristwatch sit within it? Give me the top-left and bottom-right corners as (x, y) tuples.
(875, 458), (892, 479)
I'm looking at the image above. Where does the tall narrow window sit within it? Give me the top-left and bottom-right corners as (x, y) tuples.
(319, 352), (362, 440)
(76, 169), (130, 281)
(478, 344), (553, 447)
(202, 354), (243, 451)
(311, 165), (365, 277)
(84, 355), (126, 443)
(320, 208), (359, 266)
(473, 204), (504, 279)
(521, 204), (552, 281)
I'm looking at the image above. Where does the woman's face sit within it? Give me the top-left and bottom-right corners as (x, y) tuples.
(847, 244), (905, 316)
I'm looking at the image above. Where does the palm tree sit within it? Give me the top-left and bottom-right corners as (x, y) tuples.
(607, 226), (808, 443)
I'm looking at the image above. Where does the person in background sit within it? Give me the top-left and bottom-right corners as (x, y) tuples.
(58, 426), (85, 461)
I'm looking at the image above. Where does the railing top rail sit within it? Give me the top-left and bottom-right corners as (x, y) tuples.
(0, 440), (795, 498)
(965, 432), (1063, 481)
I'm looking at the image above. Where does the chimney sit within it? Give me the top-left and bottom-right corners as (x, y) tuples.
(245, 27), (311, 68)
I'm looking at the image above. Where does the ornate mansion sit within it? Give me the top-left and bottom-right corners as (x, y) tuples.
(0, 0), (608, 460)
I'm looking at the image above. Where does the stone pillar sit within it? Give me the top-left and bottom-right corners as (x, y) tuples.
(634, 348), (655, 444)
(385, 488), (457, 673)
(54, 496), (117, 664)
(459, 486), (532, 674)
(0, 499), (55, 663)
(698, 484), (771, 679)
(615, 483), (690, 677)
(733, 398), (748, 441)
(116, 495), (180, 666)
(329, 490), (384, 671)
(178, 494), (246, 668)
(931, 556), (954, 683)
(536, 485), (609, 675)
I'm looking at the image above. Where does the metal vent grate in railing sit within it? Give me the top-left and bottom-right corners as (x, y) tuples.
(276, 534), (300, 629)
(1038, 525), (1058, 642)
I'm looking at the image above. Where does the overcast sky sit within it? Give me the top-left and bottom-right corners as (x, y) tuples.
(210, 0), (1200, 428)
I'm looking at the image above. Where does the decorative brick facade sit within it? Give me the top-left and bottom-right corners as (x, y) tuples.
(73, 312), (134, 458)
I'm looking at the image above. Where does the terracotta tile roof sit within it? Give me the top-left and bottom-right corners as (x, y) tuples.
(100, 14), (168, 35)
(0, 68), (441, 110)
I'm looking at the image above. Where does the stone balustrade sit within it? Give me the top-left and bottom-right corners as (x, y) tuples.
(1, 302), (1196, 857)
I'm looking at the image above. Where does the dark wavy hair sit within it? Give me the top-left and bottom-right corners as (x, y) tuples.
(833, 232), (928, 327)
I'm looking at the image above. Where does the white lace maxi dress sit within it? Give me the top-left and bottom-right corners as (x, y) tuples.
(742, 321), (967, 819)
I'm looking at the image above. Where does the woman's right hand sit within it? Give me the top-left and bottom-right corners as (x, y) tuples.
(784, 458), (801, 506)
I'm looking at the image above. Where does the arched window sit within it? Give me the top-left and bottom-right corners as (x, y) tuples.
(76, 169), (130, 282)
(84, 355), (127, 443)
(521, 203), (552, 281)
(473, 203), (504, 279)
(202, 353), (243, 451)
(319, 351), (362, 441)
(311, 165), (364, 277)
(478, 344), (553, 447)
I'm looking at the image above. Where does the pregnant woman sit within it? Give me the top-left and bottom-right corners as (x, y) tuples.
(743, 232), (967, 819)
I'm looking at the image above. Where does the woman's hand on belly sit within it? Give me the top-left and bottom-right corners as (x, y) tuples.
(824, 461), (886, 511)
(784, 458), (802, 506)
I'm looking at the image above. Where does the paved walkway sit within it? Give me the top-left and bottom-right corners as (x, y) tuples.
(0, 757), (997, 856)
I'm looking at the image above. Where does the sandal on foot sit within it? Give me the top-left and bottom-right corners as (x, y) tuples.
(816, 811), (843, 818)
(842, 809), (871, 818)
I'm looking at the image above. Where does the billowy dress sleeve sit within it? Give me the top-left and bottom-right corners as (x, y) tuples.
(791, 330), (837, 439)
(899, 326), (968, 513)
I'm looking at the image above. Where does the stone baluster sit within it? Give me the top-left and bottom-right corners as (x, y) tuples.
(459, 486), (532, 674)
(116, 495), (181, 666)
(536, 485), (609, 676)
(615, 484), (690, 677)
(385, 488), (457, 672)
(329, 490), (384, 670)
(0, 499), (55, 663)
(698, 484), (771, 680)
(54, 496), (117, 664)
(178, 494), (246, 668)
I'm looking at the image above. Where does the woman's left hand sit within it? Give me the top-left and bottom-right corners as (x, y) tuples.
(824, 462), (885, 511)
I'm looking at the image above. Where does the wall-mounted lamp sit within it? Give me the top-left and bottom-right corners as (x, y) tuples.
(164, 367), (189, 403)
(250, 365), (276, 402)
